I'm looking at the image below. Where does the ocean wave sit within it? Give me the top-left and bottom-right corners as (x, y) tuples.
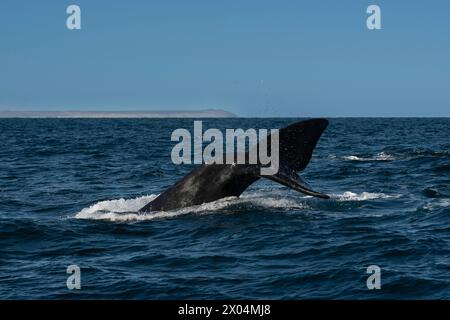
(409, 149), (450, 158)
(334, 149), (450, 162)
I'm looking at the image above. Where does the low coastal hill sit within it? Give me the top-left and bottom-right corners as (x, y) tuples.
(0, 109), (237, 118)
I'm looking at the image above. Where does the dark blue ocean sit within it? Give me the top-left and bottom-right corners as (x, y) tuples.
(1, 118), (449, 299)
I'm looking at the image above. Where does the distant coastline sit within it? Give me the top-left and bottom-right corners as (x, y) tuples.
(0, 109), (237, 118)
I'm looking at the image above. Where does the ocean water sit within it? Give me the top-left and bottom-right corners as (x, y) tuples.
(0, 118), (449, 299)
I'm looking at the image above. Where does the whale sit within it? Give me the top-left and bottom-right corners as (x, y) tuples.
(139, 118), (330, 212)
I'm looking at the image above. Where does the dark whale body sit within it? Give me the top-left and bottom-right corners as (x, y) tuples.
(139, 119), (329, 212)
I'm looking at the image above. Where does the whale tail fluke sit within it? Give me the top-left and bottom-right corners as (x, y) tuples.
(260, 118), (330, 199)
(263, 170), (330, 199)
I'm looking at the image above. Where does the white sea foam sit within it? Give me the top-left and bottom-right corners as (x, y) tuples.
(74, 188), (400, 222)
(421, 199), (450, 211)
(75, 195), (163, 221)
(342, 152), (395, 161)
(342, 155), (362, 161)
(240, 192), (310, 209)
(74, 191), (310, 222)
(374, 152), (395, 161)
(74, 194), (233, 222)
(332, 191), (398, 201)
(77, 195), (159, 214)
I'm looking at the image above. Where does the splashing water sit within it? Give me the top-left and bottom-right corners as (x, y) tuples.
(74, 190), (398, 222)
(341, 152), (395, 161)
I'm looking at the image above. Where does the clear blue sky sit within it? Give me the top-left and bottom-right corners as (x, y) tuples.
(0, 0), (449, 116)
